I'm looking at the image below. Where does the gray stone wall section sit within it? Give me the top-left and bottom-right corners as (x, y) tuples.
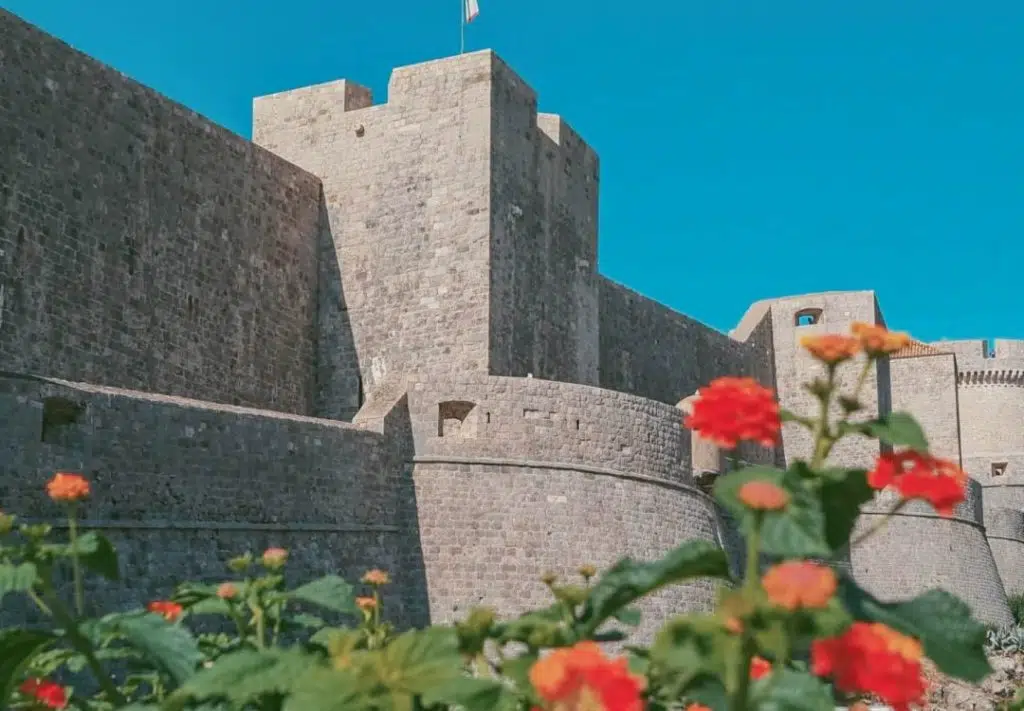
(253, 54), (495, 418)
(596, 279), (776, 425)
(406, 374), (692, 483)
(0, 9), (323, 414)
(403, 374), (740, 640)
(888, 353), (963, 463)
(412, 460), (724, 643)
(987, 507), (1024, 597)
(760, 291), (885, 468)
(486, 80), (601, 385)
(851, 481), (1012, 627)
(0, 373), (429, 627)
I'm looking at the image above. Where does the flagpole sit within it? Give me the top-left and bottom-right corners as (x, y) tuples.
(460, 0), (465, 54)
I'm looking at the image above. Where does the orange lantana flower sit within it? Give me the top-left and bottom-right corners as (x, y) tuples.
(685, 705), (712, 711)
(356, 596), (377, 612)
(46, 472), (90, 503)
(530, 641), (645, 711)
(811, 622), (926, 711)
(868, 450), (968, 516)
(737, 480), (790, 511)
(261, 547), (288, 569)
(800, 334), (861, 365)
(750, 656), (772, 680)
(684, 377), (781, 449)
(19, 678), (67, 710)
(851, 322), (911, 356)
(362, 569), (391, 586)
(216, 583), (238, 599)
(761, 560), (837, 610)
(147, 600), (183, 622)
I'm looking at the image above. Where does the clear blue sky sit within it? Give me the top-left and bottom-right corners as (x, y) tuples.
(6, 0), (1023, 342)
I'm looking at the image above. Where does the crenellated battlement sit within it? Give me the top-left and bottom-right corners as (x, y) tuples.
(932, 339), (1024, 376)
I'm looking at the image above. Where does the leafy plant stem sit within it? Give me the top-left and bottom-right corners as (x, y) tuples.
(250, 601), (266, 649)
(67, 507), (84, 616)
(732, 514), (763, 711)
(810, 369), (837, 469)
(28, 587), (53, 616)
(41, 578), (126, 706)
(850, 357), (873, 405)
(846, 499), (908, 550)
(271, 600), (284, 646)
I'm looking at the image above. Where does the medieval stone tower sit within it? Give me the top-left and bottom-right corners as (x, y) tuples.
(1, 8), (1020, 635)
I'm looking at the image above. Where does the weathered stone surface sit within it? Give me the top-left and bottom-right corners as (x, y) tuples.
(1, 7), (1022, 641)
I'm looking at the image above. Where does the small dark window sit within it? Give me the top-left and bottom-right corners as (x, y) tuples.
(992, 462), (1008, 477)
(795, 308), (823, 327)
(438, 401), (477, 437)
(41, 396), (85, 445)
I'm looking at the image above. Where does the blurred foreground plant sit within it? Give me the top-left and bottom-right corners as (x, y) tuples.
(0, 322), (1004, 710)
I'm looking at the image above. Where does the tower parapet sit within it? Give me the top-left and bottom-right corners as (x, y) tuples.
(254, 51), (603, 420)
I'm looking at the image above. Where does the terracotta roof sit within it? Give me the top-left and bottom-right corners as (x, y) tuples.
(890, 340), (950, 359)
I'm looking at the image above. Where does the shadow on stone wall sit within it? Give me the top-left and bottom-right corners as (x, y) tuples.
(314, 189), (363, 422)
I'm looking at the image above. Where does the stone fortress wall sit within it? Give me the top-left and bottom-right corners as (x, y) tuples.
(0, 7), (1021, 634)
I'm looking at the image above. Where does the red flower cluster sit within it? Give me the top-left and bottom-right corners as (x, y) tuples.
(750, 656), (772, 680)
(19, 678), (67, 709)
(868, 450), (968, 516)
(529, 641), (645, 711)
(684, 377), (781, 449)
(147, 600), (183, 622)
(811, 622), (927, 711)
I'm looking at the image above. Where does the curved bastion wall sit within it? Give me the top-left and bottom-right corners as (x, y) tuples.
(401, 374), (733, 642)
(851, 480), (1012, 627)
(986, 508), (1024, 597)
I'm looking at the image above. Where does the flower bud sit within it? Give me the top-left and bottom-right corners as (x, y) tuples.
(227, 553), (253, 573)
(0, 512), (15, 534)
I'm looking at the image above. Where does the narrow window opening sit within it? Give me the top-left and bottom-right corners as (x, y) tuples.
(357, 376), (365, 408)
(438, 401), (478, 438)
(41, 396), (85, 444)
(575, 419), (580, 430)
(794, 308), (823, 327)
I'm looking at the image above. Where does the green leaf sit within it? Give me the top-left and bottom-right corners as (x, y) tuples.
(498, 651), (537, 691)
(837, 578), (990, 682)
(98, 611), (204, 684)
(714, 467), (831, 558)
(649, 615), (736, 699)
(0, 630), (56, 710)
(375, 627), (465, 694)
(578, 539), (730, 636)
(815, 467), (875, 550)
(613, 607), (643, 627)
(750, 668), (835, 711)
(281, 665), (374, 711)
(857, 411), (929, 452)
(496, 604), (575, 648)
(0, 562), (38, 602)
(187, 597), (232, 616)
(169, 648), (319, 709)
(421, 676), (516, 711)
(287, 575), (355, 615)
(71, 531), (120, 580)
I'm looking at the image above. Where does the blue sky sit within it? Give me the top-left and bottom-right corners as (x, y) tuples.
(6, 0), (1023, 342)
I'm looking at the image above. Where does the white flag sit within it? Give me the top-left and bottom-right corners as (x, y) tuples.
(465, 0), (479, 22)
